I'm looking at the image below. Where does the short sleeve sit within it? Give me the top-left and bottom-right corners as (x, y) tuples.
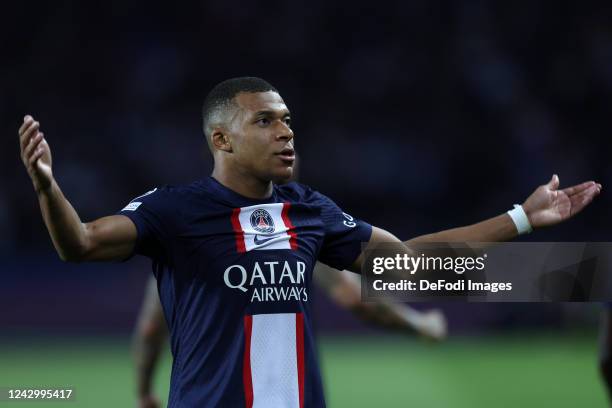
(117, 187), (174, 262)
(313, 191), (372, 271)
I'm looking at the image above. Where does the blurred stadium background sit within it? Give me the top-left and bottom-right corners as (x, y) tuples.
(1, 0), (612, 406)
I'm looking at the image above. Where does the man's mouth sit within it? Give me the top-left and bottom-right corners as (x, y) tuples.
(275, 147), (295, 163)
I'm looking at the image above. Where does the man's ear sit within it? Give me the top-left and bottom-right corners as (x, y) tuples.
(211, 128), (232, 152)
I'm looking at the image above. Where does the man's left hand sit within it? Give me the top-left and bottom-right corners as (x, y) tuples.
(522, 174), (602, 228)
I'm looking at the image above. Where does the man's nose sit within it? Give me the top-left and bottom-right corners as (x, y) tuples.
(275, 121), (293, 141)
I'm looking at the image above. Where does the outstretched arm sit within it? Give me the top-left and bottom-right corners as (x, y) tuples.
(314, 264), (447, 340)
(133, 277), (168, 408)
(351, 175), (601, 271)
(18, 115), (137, 262)
(408, 175), (601, 244)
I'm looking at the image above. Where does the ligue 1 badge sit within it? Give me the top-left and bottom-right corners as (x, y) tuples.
(251, 209), (275, 233)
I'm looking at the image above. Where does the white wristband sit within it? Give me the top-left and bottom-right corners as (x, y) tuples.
(507, 204), (532, 235)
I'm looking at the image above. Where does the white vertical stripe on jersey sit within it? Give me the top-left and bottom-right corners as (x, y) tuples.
(250, 313), (300, 408)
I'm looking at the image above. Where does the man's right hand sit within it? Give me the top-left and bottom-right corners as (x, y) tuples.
(411, 309), (448, 342)
(19, 115), (53, 193)
(17, 114), (138, 262)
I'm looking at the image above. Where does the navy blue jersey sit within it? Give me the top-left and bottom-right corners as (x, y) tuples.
(119, 177), (372, 407)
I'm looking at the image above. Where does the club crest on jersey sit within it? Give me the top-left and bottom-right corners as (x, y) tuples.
(232, 203), (297, 252)
(250, 209), (275, 233)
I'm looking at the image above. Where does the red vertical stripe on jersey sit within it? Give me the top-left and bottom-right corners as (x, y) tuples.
(281, 203), (298, 250)
(296, 312), (305, 408)
(231, 208), (246, 253)
(243, 315), (254, 408)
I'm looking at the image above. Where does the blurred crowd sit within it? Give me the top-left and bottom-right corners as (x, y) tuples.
(2, 0), (612, 251)
(1, 0), (611, 330)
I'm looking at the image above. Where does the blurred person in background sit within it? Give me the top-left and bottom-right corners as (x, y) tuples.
(599, 305), (612, 403)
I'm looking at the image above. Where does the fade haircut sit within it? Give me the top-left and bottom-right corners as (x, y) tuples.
(202, 77), (278, 146)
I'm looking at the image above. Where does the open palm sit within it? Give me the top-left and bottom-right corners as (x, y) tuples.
(522, 175), (601, 228)
(19, 115), (53, 192)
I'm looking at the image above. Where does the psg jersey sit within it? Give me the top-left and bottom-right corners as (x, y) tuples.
(119, 177), (372, 407)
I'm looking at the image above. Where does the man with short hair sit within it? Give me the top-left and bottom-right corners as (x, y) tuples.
(19, 76), (601, 407)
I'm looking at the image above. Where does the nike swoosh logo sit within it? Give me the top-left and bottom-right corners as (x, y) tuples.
(254, 235), (276, 245)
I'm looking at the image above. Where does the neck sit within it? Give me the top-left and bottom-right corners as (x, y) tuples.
(211, 163), (273, 200)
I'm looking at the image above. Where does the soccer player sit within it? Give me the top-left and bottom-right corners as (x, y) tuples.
(19, 77), (601, 407)
(134, 269), (447, 408)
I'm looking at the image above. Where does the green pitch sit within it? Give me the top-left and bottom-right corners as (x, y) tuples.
(0, 333), (606, 407)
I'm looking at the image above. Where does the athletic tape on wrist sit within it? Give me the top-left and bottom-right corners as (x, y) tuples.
(507, 204), (532, 235)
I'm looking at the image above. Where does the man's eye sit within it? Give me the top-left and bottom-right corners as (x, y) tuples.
(284, 118), (292, 126)
(257, 118), (270, 126)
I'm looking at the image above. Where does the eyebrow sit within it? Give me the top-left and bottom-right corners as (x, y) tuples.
(253, 109), (291, 118)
